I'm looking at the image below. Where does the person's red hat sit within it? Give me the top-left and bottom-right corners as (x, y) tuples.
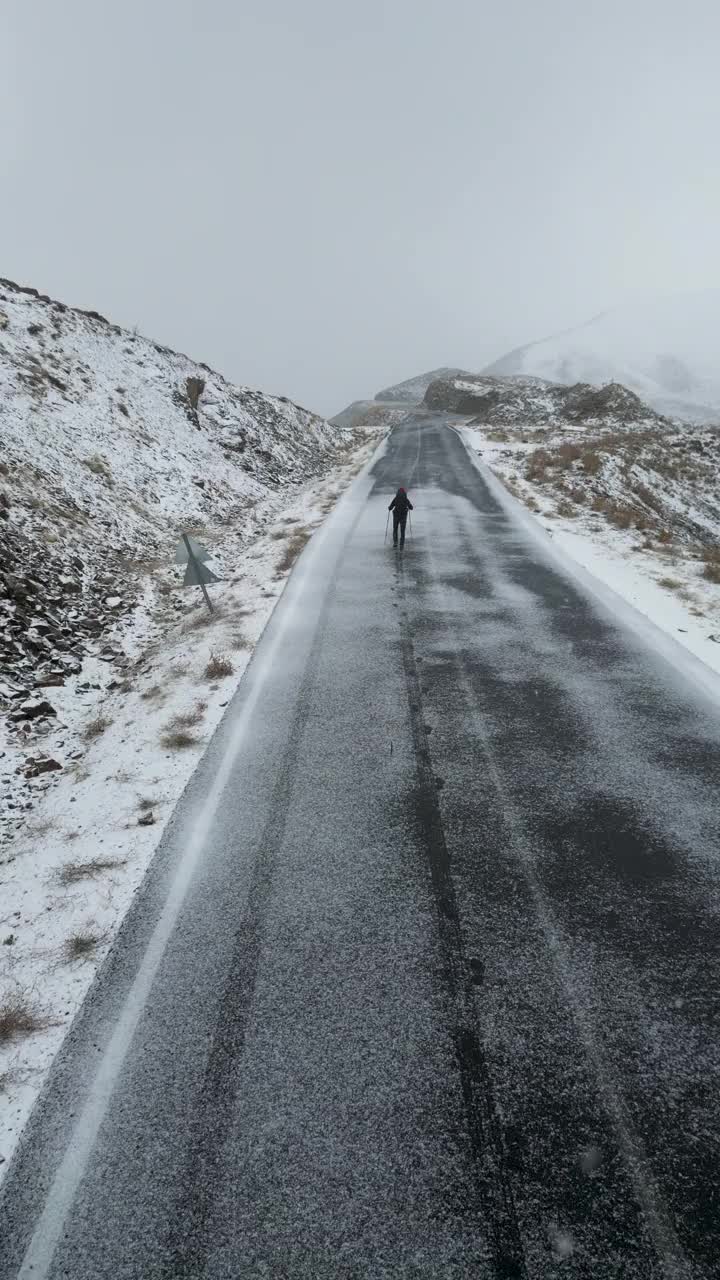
(398, 486), (406, 492)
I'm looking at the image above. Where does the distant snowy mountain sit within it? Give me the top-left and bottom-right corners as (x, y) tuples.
(374, 367), (462, 404)
(483, 292), (720, 423)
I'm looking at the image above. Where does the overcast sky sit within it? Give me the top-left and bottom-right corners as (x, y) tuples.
(3, 0), (720, 415)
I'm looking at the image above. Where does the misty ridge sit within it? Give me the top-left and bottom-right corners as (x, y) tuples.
(362, 290), (720, 426)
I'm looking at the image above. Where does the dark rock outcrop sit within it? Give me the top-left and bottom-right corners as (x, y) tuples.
(423, 373), (669, 430)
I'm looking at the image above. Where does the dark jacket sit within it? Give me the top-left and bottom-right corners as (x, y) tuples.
(389, 491), (413, 518)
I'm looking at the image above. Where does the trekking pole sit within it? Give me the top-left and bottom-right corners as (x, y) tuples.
(384, 511), (390, 544)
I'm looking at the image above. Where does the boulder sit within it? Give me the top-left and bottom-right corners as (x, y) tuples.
(24, 757), (63, 778)
(10, 698), (57, 721)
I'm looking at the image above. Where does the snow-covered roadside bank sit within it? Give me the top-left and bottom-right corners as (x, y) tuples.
(458, 423), (720, 681)
(0, 425), (385, 1180)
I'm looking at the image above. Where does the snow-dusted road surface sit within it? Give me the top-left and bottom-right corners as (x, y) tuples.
(2, 414), (720, 1278)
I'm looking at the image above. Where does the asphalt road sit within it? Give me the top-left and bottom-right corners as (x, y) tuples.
(2, 413), (720, 1279)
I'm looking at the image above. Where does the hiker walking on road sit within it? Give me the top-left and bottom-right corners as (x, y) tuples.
(388, 487), (413, 549)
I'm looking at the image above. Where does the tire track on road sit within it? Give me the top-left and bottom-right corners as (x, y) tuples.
(161, 505), (369, 1278)
(417, 432), (695, 1278)
(391, 564), (527, 1270)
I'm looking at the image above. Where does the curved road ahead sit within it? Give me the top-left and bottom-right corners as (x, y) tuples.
(2, 414), (720, 1278)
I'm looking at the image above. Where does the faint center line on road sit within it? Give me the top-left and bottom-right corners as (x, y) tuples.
(402, 414), (423, 491)
(392, 427), (528, 1277)
(397, 605), (527, 1278)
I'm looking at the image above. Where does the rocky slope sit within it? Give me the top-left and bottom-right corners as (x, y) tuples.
(330, 400), (410, 432)
(374, 367), (462, 404)
(426, 368), (720, 619)
(0, 276), (346, 703)
(423, 371), (669, 430)
(482, 292), (720, 423)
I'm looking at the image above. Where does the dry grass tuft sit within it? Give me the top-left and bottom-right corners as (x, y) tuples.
(581, 450), (603, 476)
(230, 632), (251, 651)
(0, 994), (49, 1044)
(204, 653), (234, 680)
(64, 932), (102, 962)
(701, 547), (720, 583)
(183, 606), (223, 632)
(276, 529), (311, 573)
(83, 714), (112, 741)
(140, 684), (163, 701)
(168, 661), (191, 679)
(138, 796), (156, 812)
(526, 449), (551, 483)
(658, 576), (682, 590)
(556, 442), (583, 467)
(168, 702), (206, 730)
(591, 495), (635, 529)
(58, 858), (125, 885)
(160, 728), (199, 751)
(608, 506), (634, 530)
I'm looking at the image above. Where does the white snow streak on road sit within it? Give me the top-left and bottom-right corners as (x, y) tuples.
(15, 457), (383, 1280)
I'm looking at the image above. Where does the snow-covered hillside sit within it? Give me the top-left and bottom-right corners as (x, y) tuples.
(330, 400), (410, 432)
(0, 275), (344, 696)
(483, 292), (720, 423)
(460, 414), (720, 677)
(424, 372), (668, 429)
(420, 364), (720, 678)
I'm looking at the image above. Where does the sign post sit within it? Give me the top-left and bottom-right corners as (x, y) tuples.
(175, 534), (220, 614)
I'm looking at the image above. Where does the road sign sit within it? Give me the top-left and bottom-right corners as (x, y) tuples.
(175, 533), (219, 613)
(183, 558), (219, 588)
(174, 535), (210, 565)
